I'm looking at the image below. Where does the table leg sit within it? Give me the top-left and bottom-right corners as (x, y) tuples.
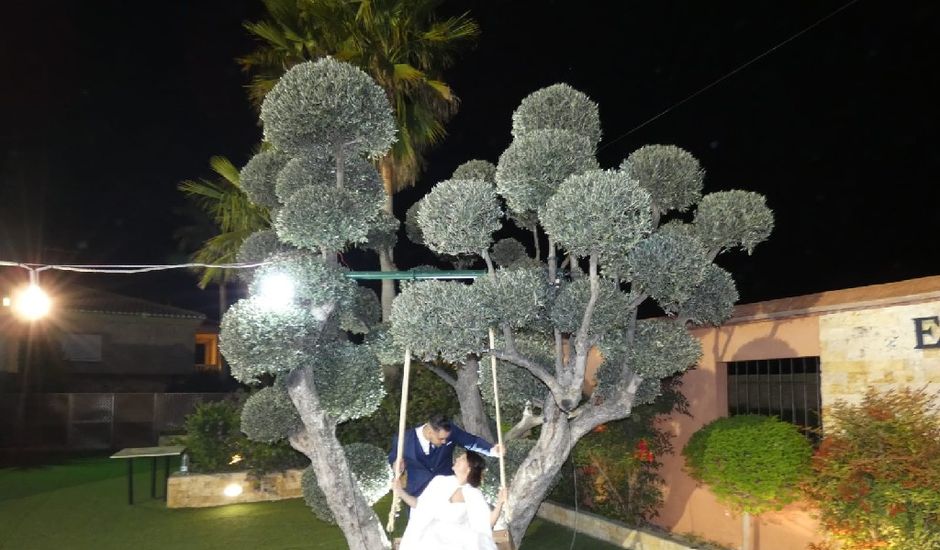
(163, 456), (170, 499)
(128, 458), (134, 505)
(150, 457), (157, 498)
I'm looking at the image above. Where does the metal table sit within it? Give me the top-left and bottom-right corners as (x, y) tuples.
(110, 445), (186, 505)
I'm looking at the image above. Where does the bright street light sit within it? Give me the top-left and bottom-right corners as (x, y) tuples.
(12, 284), (51, 321)
(257, 273), (295, 311)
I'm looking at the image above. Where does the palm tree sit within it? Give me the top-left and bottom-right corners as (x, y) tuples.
(238, 0), (480, 319)
(177, 156), (270, 319)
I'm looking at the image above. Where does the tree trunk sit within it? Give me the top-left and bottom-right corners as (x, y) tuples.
(454, 358), (494, 442)
(506, 403), (574, 545)
(287, 368), (391, 550)
(378, 247), (396, 322)
(218, 282), (227, 323)
(378, 159), (398, 323)
(742, 511), (752, 550)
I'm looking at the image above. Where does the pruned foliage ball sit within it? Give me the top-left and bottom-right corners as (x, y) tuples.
(511, 84), (602, 145)
(274, 154), (381, 205)
(620, 145), (704, 213)
(240, 382), (303, 443)
(480, 331), (554, 411)
(363, 210), (400, 252)
(302, 466), (336, 523)
(694, 190), (774, 254)
(390, 280), (488, 363)
(342, 442), (393, 506)
(678, 265), (739, 326)
(339, 286), (382, 335)
(404, 201), (425, 246)
(633, 377), (665, 406)
(452, 159), (497, 183)
(363, 322), (405, 367)
(240, 149), (291, 209)
(551, 277), (636, 334)
(260, 58), (396, 157)
(490, 238), (533, 268)
(237, 229), (290, 265)
(249, 251), (358, 309)
(312, 341), (385, 424)
(475, 268), (551, 329)
(496, 129), (598, 216)
(541, 169), (652, 259)
(628, 319), (702, 379)
(236, 229), (293, 283)
(625, 232), (710, 313)
(274, 169), (384, 252)
(220, 297), (326, 383)
(417, 179), (503, 256)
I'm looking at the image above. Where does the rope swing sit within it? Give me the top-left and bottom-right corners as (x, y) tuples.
(488, 327), (510, 521)
(387, 347), (412, 533)
(386, 328), (512, 543)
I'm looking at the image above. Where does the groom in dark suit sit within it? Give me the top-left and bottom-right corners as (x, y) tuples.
(389, 413), (503, 498)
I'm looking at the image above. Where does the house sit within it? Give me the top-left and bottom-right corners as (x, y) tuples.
(653, 275), (940, 550)
(1, 286), (222, 392)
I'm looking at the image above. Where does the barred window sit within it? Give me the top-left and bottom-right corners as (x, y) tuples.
(60, 333), (103, 362)
(727, 357), (822, 434)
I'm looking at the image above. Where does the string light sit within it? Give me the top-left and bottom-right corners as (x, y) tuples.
(9, 270), (51, 321)
(0, 259), (484, 323)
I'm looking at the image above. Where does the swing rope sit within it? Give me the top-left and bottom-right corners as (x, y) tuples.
(386, 347), (412, 533)
(386, 329), (512, 544)
(488, 327), (510, 521)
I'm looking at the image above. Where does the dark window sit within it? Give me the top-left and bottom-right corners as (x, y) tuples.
(194, 343), (207, 365)
(727, 357), (822, 437)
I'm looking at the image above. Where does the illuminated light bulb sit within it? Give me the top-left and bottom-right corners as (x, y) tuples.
(2, 297), (10, 307)
(12, 284), (51, 321)
(223, 483), (243, 497)
(257, 273), (295, 311)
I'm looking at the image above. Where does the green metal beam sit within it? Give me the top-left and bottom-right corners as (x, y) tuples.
(343, 270), (485, 281)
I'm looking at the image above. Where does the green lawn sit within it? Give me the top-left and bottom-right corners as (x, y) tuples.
(0, 457), (620, 550)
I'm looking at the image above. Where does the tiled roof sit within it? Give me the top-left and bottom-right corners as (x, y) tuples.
(729, 275), (940, 322)
(59, 287), (206, 319)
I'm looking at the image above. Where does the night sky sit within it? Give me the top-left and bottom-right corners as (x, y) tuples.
(1, 1), (937, 319)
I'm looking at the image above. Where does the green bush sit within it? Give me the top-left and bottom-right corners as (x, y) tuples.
(683, 414), (811, 515)
(804, 387), (940, 550)
(184, 401), (241, 473)
(184, 400), (307, 476)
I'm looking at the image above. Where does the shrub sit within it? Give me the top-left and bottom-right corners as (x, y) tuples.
(184, 401), (241, 473)
(184, 400), (307, 476)
(683, 414), (811, 550)
(803, 387), (940, 550)
(683, 414), (811, 515)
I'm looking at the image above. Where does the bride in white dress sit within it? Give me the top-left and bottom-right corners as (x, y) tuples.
(394, 451), (507, 550)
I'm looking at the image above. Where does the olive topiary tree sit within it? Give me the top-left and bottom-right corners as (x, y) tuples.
(387, 83), (774, 546)
(220, 58), (399, 550)
(683, 415), (812, 550)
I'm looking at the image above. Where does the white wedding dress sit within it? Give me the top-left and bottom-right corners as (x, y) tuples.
(399, 475), (497, 550)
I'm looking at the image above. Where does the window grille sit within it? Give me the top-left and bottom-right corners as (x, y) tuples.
(60, 334), (103, 362)
(727, 356), (822, 435)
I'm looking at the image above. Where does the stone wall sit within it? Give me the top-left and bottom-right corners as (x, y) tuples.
(167, 468), (302, 508)
(819, 298), (940, 413)
(537, 502), (696, 550)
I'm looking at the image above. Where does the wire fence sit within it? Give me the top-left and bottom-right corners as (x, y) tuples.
(0, 392), (233, 449)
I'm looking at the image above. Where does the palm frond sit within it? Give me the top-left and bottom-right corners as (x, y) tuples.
(209, 156), (241, 186)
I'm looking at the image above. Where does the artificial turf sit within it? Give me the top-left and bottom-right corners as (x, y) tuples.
(0, 456), (620, 550)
